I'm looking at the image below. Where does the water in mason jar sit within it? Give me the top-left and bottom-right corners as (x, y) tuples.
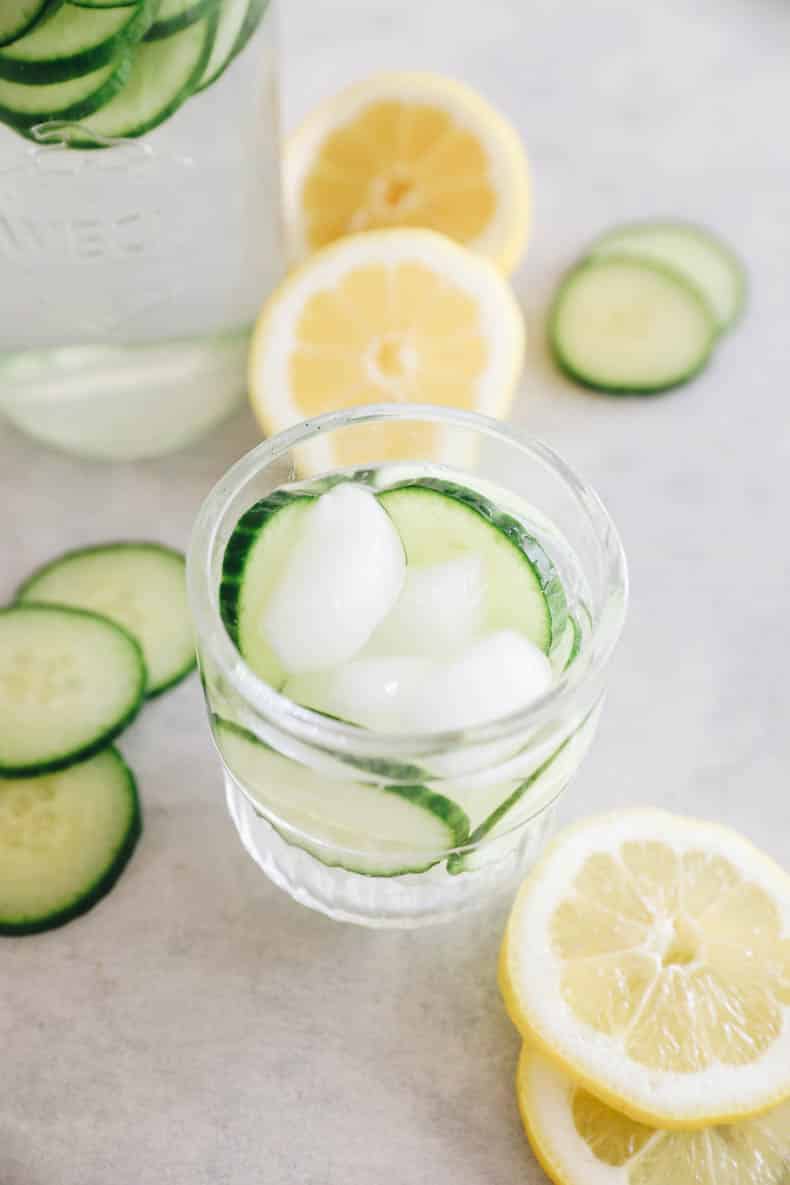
(0, 1), (283, 457)
(211, 462), (596, 911)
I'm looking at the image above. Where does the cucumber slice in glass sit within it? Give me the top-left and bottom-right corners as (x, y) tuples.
(549, 613), (581, 676)
(378, 478), (566, 653)
(0, 0), (64, 48)
(549, 256), (717, 395)
(71, 0), (138, 8)
(447, 707), (599, 873)
(144, 0), (218, 40)
(589, 220), (745, 333)
(214, 719), (469, 876)
(0, 604), (145, 778)
(0, 51), (131, 130)
(69, 9), (217, 142)
(0, 747), (141, 935)
(17, 542), (195, 698)
(220, 490), (317, 689)
(0, 0), (159, 85)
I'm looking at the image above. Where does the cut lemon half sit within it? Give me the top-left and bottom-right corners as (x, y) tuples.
(500, 809), (790, 1129)
(285, 72), (530, 274)
(248, 228), (525, 474)
(518, 1046), (790, 1185)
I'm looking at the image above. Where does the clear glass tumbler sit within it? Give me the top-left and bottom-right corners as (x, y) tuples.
(188, 405), (628, 927)
(0, 0), (282, 459)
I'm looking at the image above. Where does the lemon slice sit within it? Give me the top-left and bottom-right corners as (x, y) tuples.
(248, 228), (525, 473)
(285, 72), (530, 274)
(517, 1046), (790, 1185)
(500, 809), (790, 1129)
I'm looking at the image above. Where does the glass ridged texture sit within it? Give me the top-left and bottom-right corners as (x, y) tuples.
(0, 0), (282, 459)
(188, 405), (628, 927)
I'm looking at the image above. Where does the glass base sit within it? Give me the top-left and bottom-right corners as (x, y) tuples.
(0, 330), (251, 460)
(225, 775), (558, 929)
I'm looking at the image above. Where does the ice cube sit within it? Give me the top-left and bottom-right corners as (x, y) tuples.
(399, 629), (553, 733)
(367, 553), (484, 658)
(263, 483), (405, 673)
(286, 658), (434, 730)
(322, 656), (436, 731)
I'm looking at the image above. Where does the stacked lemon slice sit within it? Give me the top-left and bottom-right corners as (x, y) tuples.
(249, 73), (531, 469)
(499, 809), (790, 1185)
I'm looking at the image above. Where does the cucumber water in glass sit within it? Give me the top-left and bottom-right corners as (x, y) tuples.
(0, 0), (282, 459)
(189, 405), (628, 927)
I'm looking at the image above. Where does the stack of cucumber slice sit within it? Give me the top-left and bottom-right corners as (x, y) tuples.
(0, 542), (195, 935)
(549, 221), (745, 394)
(0, 0), (267, 142)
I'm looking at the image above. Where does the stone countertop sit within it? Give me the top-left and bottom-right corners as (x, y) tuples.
(2, 0), (789, 1181)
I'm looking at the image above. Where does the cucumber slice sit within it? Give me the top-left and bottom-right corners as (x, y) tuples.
(0, 51), (131, 130)
(564, 615), (581, 671)
(549, 613), (581, 676)
(590, 221), (745, 332)
(378, 479), (566, 653)
(224, 0), (266, 67)
(447, 708), (598, 874)
(0, 604), (145, 778)
(71, 0), (137, 8)
(0, 747), (141, 935)
(145, 0), (217, 40)
(549, 256), (716, 394)
(69, 10), (217, 142)
(196, 0), (267, 90)
(17, 543), (194, 698)
(0, 0), (159, 85)
(0, 0), (64, 48)
(214, 719), (469, 876)
(220, 490), (317, 689)
(195, 0), (260, 90)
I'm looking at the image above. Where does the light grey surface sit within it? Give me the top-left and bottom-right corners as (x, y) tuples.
(2, 1), (790, 1182)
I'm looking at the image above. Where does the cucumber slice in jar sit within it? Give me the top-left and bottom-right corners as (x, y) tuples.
(377, 479), (566, 653)
(0, 604), (145, 778)
(220, 491), (317, 689)
(0, 51), (131, 131)
(589, 220), (745, 332)
(0, 0), (159, 85)
(549, 256), (717, 394)
(195, 0), (264, 91)
(0, 748), (141, 935)
(144, 0), (218, 40)
(214, 719), (469, 877)
(0, 0), (64, 49)
(17, 543), (195, 698)
(69, 10), (217, 142)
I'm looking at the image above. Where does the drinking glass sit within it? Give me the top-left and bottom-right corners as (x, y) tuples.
(188, 404), (628, 927)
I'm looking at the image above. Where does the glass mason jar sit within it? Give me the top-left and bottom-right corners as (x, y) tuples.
(188, 405), (628, 928)
(0, 0), (283, 459)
